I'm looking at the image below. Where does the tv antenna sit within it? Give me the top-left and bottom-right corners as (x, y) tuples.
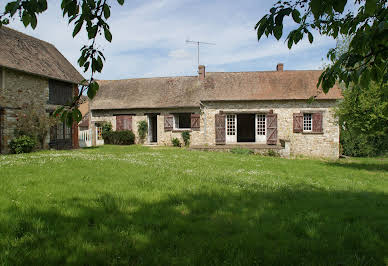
(186, 40), (215, 67)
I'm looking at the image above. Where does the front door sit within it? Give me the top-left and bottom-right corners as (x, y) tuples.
(148, 115), (158, 143)
(226, 114), (237, 143)
(237, 114), (255, 142)
(255, 114), (266, 143)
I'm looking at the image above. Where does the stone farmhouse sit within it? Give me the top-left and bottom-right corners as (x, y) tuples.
(90, 64), (343, 158)
(0, 27), (83, 153)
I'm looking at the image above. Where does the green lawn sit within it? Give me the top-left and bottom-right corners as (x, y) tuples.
(0, 145), (387, 265)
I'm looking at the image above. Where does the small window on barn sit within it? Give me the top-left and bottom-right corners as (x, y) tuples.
(49, 80), (73, 105)
(303, 113), (312, 132)
(174, 113), (191, 129)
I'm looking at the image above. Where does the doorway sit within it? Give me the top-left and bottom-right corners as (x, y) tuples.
(148, 115), (158, 143)
(237, 114), (255, 142)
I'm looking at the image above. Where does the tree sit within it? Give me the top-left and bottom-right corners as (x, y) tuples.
(255, 0), (388, 95)
(336, 82), (388, 156)
(0, 0), (126, 125)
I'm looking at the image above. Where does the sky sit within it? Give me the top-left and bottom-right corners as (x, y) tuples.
(3, 0), (337, 80)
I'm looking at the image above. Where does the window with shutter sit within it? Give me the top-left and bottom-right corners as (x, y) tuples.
(173, 113), (191, 129)
(116, 115), (132, 131)
(191, 114), (200, 130)
(48, 80), (73, 105)
(303, 113), (312, 132)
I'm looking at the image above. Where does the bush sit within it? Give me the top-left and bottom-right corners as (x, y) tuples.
(230, 148), (253, 155)
(103, 130), (135, 145)
(266, 149), (280, 157)
(101, 122), (112, 135)
(181, 131), (190, 147)
(137, 120), (148, 143)
(172, 138), (181, 147)
(340, 129), (388, 157)
(9, 135), (36, 154)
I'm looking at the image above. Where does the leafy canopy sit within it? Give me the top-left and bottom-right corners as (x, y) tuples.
(0, 0), (126, 125)
(255, 0), (388, 94)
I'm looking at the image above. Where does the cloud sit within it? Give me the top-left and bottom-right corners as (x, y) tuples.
(2, 0), (336, 79)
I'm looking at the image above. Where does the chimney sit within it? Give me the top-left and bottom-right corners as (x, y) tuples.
(276, 63), (284, 71)
(198, 65), (205, 80)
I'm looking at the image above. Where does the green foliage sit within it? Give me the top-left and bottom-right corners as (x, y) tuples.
(171, 138), (181, 147)
(101, 122), (112, 136)
(230, 147), (254, 155)
(103, 130), (135, 145)
(9, 135), (36, 154)
(266, 149), (280, 157)
(15, 104), (57, 149)
(336, 82), (388, 157)
(255, 0), (388, 93)
(0, 0), (126, 126)
(137, 120), (148, 142)
(181, 131), (190, 147)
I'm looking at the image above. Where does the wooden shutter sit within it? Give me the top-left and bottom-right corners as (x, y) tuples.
(293, 113), (303, 133)
(312, 112), (323, 133)
(164, 115), (173, 131)
(266, 113), (278, 145)
(116, 115), (132, 131)
(191, 114), (200, 130)
(215, 114), (225, 145)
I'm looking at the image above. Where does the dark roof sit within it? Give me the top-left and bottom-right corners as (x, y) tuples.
(91, 70), (342, 110)
(0, 26), (84, 84)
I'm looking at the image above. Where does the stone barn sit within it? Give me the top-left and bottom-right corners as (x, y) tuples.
(90, 64), (342, 158)
(0, 26), (84, 153)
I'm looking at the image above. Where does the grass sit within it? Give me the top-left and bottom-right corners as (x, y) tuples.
(0, 145), (387, 265)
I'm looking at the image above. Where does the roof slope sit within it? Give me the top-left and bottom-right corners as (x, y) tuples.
(91, 70), (342, 110)
(0, 26), (84, 84)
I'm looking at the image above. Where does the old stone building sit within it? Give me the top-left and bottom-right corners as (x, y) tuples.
(0, 27), (84, 153)
(90, 64), (342, 158)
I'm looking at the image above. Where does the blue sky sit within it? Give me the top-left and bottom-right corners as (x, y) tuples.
(3, 0), (336, 80)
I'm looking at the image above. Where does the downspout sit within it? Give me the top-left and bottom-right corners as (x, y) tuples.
(200, 101), (207, 143)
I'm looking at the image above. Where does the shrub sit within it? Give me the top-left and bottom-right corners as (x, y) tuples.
(101, 122), (112, 135)
(230, 148), (253, 155)
(181, 131), (190, 147)
(15, 104), (56, 149)
(171, 138), (181, 147)
(266, 149), (280, 157)
(103, 130), (135, 145)
(137, 120), (148, 143)
(9, 135), (36, 154)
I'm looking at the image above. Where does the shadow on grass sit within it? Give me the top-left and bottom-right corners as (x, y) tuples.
(325, 160), (388, 172)
(1, 187), (387, 265)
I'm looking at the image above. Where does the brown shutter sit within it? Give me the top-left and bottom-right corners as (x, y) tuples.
(293, 113), (303, 133)
(164, 115), (173, 131)
(191, 114), (200, 130)
(116, 115), (133, 131)
(312, 112), (323, 133)
(266, 113), (278, 145)
(215, 114), (225, 145)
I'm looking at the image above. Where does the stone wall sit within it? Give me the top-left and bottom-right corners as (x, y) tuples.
(91, 99), (339, 158)
(0, 68), (49, 153)
(202, 100), (340, 159)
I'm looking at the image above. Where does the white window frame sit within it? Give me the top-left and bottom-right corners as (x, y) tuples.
(303, 113), (312, 132)
(255, 114), (266, 143)
(173, 113), (191, 130)
(225, 114), (237, 143)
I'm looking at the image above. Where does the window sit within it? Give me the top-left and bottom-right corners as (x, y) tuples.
(226, 115), (236, 136)
(174, 113), (191, 129)
(97, 127), (103, 140)
(257, 114), (266, 135)
(53, 122), (72, 140)
(303, 113), (312, 131)
(48, 80), (73, 105)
